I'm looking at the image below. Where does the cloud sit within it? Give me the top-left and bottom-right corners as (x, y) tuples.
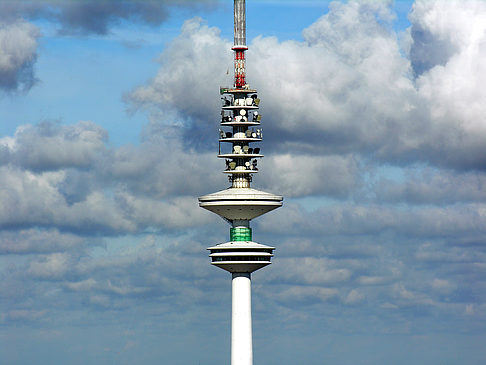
(0, 1), (220, 93)
(0, 228), (86, 254)
(1, 121), (107, 171)
(259, 153), (359, 198)
(374, 168), (486, 205)
(0, 0), (220, 35)
(2, 2), (486, 361)
(274, 285), (339, 305)
(127, 17), (232, 149)
(28, 252), (71, 280)
(344, 289), (365, 304)
(409, 0), (486, 76)
(0, 121), (217, 234)
(268, 257), (352, 286)
(128, 1), (486, 172)
(410, 0), (486, 168)
(260, 201), (486, 239)
(0, 20), (39, 92)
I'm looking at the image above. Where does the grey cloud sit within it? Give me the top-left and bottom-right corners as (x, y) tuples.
(0, 20), (39, 92)
(258, 153), (359, 198)
(344, 288), (365, 304)
(274, 286), (339, 305)
(127, 17), (232, 149)
(28, 252), (72, 280)
(0, 0), (219, 35)
(259, 201), (486, 239)
(2, 121), (108, 171)
(0, 121), (220, 234)
(0, 0), (219, 93)
(0, 309), (47, 324)
(375, 168), (486, 205)
(267, 257), (352, 286)
(408, 0), (483, 77)
(408, 23), (455, 77)
(0, 228), (86, 254)
(104, 123), (222, 199)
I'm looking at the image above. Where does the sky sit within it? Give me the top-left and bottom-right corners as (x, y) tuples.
(1, 0), (486, 364)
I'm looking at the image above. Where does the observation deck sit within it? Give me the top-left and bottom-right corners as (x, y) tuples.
(208, 241), (275, 273)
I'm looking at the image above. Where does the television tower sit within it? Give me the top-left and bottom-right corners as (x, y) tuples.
(198, 1), (283, 364)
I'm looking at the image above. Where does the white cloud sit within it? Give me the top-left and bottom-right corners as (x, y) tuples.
(127, 1), (486, 172)
(0, 229), (85, 254)
(259, 153), (359, 197)
(431, 278), (456, 295)
(0, 20), (39, 92)
(344, 288), (365, 304)
(268, 257), (352, 286)
(275, 285), (339, 304)
(3, 121), (108, 171)
(28, 253), (71, 279)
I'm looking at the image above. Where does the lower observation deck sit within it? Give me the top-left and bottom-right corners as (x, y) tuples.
(208, 241), (275, 273)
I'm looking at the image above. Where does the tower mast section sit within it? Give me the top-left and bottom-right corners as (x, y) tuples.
(233, 0), (247, 88)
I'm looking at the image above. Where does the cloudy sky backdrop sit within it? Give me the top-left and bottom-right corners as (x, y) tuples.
(1, 0), (486, 364)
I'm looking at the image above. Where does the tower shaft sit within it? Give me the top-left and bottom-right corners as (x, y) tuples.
(232, 273), (253, 365)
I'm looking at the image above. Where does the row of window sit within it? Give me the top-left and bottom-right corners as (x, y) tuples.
(212, 256), (271, 262)
(210, 249), (273, 254)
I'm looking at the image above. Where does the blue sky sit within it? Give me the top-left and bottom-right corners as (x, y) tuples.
(1, 1), (486, 364)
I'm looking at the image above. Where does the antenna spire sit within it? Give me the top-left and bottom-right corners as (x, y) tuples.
(233, 0), (248, 88)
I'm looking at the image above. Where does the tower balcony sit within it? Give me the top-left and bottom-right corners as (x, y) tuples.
(219, 137), (262, 143)
(220, 121), (260, 127)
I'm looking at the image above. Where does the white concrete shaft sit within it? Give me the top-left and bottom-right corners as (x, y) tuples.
(231, 272), (253, 365)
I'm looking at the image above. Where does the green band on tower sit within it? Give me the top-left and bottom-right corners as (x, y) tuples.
(230, 227), (252, 241)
